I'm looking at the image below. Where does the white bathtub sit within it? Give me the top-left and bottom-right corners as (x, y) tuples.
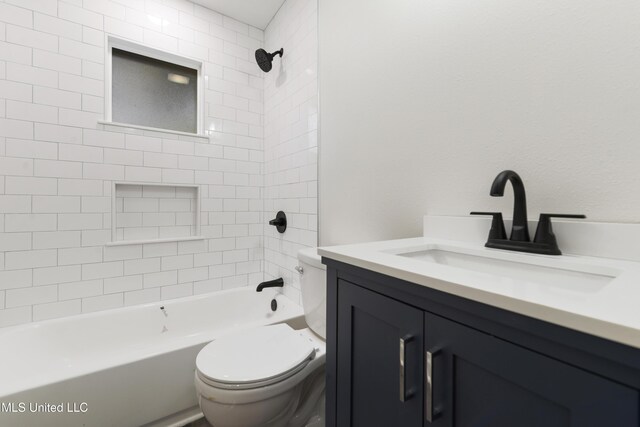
(0, 288), (304, 427)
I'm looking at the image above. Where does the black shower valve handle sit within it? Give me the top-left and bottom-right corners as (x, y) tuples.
(470, 211), (507, 241)
(269, 218), (285, 226)
(269, 211), (287, 233)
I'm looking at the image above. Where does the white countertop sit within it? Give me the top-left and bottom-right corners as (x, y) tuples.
(319, 236), (640, 349)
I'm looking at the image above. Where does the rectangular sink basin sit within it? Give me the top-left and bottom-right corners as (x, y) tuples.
(398, 248), (617, 292)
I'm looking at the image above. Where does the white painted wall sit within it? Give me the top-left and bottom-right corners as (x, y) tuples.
(0, 0), (266, 327)
(318, 0), (640, 245)
(263, 0), (318, 304)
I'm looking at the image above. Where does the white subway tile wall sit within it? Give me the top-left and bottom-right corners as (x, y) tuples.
(115, 184), (198, 241)
(0, 0), (308, 328)
(263, 0), (318, 304)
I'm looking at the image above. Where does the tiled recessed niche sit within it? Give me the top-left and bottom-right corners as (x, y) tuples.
(110, 183), (201, 245)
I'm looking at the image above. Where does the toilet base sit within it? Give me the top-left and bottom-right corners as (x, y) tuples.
(196, 367), (325, 427)
(199, 384), (301, 427)
(302, 394), (325, 427)
(286, 368), (325, 427)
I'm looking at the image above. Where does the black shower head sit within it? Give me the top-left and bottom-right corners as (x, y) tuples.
(255, 48), (283, 72)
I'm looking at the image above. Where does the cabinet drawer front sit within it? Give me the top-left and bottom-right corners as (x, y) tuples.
(425, 313), (639, 427)
(337, 281), (424, 427)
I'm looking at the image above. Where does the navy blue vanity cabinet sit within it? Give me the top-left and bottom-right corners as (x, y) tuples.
(425, 313), (639, 427)
(336, 280), (424, 427)
(324, 259), (640, 427)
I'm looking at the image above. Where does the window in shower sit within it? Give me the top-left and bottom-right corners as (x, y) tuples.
(106, 37), (203, 135)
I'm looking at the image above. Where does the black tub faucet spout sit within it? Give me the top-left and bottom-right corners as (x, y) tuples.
(256, 277), (284, 292)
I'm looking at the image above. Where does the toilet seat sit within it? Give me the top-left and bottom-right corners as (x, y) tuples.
(196, 324), (316, 390)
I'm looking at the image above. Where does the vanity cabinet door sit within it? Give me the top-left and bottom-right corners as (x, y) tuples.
(336, 281), (424, 427)
(424, 312), (639, 427)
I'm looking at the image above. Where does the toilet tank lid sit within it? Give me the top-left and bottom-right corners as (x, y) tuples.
(298, 247), (325, 270)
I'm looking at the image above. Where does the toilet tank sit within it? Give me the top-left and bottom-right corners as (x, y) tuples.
(297, 247), (326, 339)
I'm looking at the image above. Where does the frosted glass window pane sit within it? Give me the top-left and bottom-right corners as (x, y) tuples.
(112, 48), (197, 133)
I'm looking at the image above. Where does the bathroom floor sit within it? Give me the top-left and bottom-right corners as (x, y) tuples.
(185, 418), (211, 427)
(186, 416), (325, 427)
(186, 397), (325, 427)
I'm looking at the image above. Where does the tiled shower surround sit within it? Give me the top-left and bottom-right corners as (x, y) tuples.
(114, 183), (199, 241)
(0, 0), (318, 327)
(263, 0), (318, 303)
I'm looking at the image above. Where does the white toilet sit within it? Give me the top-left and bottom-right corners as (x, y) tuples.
(194, 247), (326, 427)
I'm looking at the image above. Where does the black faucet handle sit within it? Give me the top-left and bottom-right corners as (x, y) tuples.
(470, 212), (507, 240)
(533, 213), (586, 254)
(538, 213), (586, 220)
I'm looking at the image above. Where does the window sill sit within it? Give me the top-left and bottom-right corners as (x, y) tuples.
(98, 121), (210, 142)
(106, 236), (205, 247)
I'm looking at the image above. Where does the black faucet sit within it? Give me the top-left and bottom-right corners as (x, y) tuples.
(256, 277), (284, 292)
(472, 170), (585, 255)
(489, 170), (530, 242)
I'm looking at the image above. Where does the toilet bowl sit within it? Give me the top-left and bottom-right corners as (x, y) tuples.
(195, 247), (326, 427)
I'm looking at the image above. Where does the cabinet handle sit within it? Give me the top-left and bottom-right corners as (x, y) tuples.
(399, 335), (413, 402)
(425, 349), (440, 422)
